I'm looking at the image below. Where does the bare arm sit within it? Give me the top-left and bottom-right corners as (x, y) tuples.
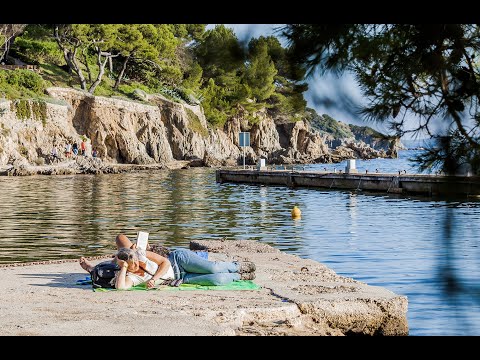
(146, 251), (171, 282)
(115, 258), (134, 290)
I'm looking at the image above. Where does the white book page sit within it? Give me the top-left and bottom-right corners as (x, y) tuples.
(136, 231), (149, 250)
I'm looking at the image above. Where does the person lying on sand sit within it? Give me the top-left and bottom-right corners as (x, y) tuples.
(79, 234), (256, 289)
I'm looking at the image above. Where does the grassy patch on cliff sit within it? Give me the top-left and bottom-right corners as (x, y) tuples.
(9, 99), (48, 125)
(31, 100), (48, 126)
(10, 99), (31, 120)
(186, 108), (209, 137)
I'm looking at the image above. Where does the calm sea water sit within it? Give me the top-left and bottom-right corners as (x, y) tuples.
(0, 150), (479, 335)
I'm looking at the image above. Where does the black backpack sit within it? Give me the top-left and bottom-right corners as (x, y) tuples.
(90, 261), (120, 289)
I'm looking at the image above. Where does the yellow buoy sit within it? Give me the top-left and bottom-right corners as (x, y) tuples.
(291, 206), (302, 219)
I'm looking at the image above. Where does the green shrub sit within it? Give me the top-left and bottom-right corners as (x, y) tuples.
(128, 82), (151, 94)
(202, 104), (228, 128)
(176, 87), (200, 105)
(200, 79), (230, 128)
(6, 70), (45, 93)
(0, 69), (46, 99)
(14, 37), (64, 66)
(245, 113), (261, 125)
(117, 84), (135, 97)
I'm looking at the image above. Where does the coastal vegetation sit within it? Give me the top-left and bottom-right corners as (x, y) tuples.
(1, 24), (309, 130)
(0, 68), (46, 99)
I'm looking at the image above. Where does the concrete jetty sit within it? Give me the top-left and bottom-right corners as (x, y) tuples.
(216, 169), (480, 197)
(0, 240), (408, 335)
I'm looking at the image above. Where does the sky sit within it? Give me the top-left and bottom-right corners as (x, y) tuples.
(212, 24), (425, 140)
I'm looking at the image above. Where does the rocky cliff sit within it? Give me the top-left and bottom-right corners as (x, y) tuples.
(0, 88), (400, 170)
(309, 112), (404, 161)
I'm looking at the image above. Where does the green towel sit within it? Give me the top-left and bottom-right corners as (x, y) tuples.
(76, 278), (261, 292)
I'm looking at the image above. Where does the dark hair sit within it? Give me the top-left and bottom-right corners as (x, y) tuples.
(116, 248), (138, 262)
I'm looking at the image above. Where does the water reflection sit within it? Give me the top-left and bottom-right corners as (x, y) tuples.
(347, 192), (358, 238)
(0, 159), (480, 335)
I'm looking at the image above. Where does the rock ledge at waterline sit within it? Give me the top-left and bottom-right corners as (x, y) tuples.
(0, 240), (408, 335)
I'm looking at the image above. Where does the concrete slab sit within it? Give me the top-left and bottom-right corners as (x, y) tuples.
(0, 240), (408, 336)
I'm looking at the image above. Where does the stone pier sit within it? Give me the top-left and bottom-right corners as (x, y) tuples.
(216, 169), (480, 197)
(0, 240), (407, 335)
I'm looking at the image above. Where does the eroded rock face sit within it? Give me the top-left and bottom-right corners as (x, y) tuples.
(277, 121), (330, 164)
(0, 87), (400, 168)
(0, 97), (73, 166)
(47, 88), (173, 165)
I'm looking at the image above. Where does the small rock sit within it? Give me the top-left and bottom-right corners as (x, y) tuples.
(132, 89), (148, 101)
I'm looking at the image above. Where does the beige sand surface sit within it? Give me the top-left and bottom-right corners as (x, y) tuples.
(0, 240), (408, 336)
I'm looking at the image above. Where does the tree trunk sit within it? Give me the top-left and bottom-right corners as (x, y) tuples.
(0, 41), (9, 64)
(114, 55), (130, 89)
(0, 24), (26, 63)
(54, 26), (87, 91)
(89, 48), (108, 94)
(70, 49), (87, 91)
(6, 37), (14, 58)
(1, 33), (15, 63)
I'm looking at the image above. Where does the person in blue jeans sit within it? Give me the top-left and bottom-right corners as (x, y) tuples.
(167, 248), (256, 286)
(79, 234), (256, 290)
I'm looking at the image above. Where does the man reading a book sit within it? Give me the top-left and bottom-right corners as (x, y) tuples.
(79, 234), (256, 289)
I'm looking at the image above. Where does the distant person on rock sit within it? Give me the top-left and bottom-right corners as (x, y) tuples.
(51, 146), (59, 161)
(72, 143), (78, 156)
(81, 140), (86, 156)
(79, 234), (256, 289)
(92, 148), (97, 158)
(65, 143), (72, 158)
